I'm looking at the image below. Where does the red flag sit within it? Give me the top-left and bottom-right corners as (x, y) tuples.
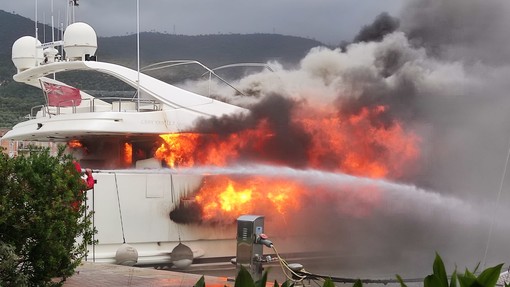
(41, 81), (82, 107)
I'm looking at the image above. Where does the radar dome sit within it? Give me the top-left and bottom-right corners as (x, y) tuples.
(64, 22), (97, 60)
(12, 36), (43, 72)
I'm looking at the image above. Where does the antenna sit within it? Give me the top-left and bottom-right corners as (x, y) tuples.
(67, 0), (79, 26)
(43, 12), (46, 42)
(136, 0), (141, 111)
(51, 0), (55, 79)
(51, 0), (55, 43)
(65, 0), (68, 27)
(35, 0), (39, 67)
(71, 0), (78, 23)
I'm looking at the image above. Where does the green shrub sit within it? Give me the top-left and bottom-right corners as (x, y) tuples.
(0, 147), (94, 286)
(397, 253), (507, 287)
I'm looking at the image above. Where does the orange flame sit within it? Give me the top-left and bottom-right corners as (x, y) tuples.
(300, 105), (420, 178)
(123, 142), (133, 167)
(194, 176), (303, 223)
(188, 175), (383, 223)
(68, 139), (83, 149)
(154, 133), (200, 168)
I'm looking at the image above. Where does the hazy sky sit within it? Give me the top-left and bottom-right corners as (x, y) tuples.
(1, 0), (404, 45)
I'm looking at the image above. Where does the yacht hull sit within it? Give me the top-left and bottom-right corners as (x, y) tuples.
(85, 170), (237, 267)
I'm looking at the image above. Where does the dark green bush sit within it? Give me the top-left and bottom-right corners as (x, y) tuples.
(397, 253), (507, 287)
(0, 147), (94, 286)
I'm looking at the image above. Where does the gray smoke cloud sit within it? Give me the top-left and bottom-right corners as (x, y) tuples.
(397, 0), (510, 201)
(396, 0), (510, 271)
(174, 0), (510, 278)
(401, 0), (510, 66)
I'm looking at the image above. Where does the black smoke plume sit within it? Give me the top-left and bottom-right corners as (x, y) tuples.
(353, 12), (400, 43)
(194, 94), (312, 168)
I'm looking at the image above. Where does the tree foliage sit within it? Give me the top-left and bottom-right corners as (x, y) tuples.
(0, 147), (94, 286)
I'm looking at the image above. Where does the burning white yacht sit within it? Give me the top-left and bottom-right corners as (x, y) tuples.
(3, 21), (249, 267)
(3, 7), (429, 274)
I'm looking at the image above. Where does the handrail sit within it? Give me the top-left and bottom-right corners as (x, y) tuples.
(203, 63), (274, 76)
(141, 60), (248, 97)
(29, 105), (46, 119)
(93, 97), (159, 112)
(56, 99), (78, 114)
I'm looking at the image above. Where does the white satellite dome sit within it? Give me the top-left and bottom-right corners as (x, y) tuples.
(12, 36), (43, 72)
(43, 47), (59, 64)
(64, 22), (97, 60)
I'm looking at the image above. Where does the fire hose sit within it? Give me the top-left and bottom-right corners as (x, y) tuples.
(258, 235), (424, 285)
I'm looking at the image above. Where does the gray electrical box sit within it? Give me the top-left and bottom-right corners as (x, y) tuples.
(236, 215), (265, 280)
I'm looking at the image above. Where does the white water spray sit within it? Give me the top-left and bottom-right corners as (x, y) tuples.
(176, 164), (482, 224)
(168, 164), (498, 277)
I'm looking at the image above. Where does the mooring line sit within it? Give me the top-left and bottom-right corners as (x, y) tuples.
(114, 173), (126, 244)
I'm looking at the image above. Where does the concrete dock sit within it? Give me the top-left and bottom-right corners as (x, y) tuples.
(62, 262), (234, 287)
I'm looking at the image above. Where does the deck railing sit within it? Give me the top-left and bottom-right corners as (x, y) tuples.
(27, 97), (160, 119)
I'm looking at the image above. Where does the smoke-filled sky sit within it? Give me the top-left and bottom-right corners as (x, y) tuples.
(1, 0), (404, 44)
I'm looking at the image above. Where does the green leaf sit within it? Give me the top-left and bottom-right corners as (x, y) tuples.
(463, 268), (476, 279)
(396, 274), (408, 287)
(322, 278), (335, 287)
(235, 265), (256, 287)
(432, 253), (449, 287)
(193, 275), (205, 287)
(424, 274), (441, 287)
(255, 270), (269, 287)
(472, 262), (481, 274)
(476, 263), (503, 287)
(353, 279), (363, 287)
(457, 274), (476, 287)
(449, 270), (457, 287)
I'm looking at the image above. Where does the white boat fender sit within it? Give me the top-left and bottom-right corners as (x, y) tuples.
(115, 243), (138, 266)
(171, 243), (193, 269)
